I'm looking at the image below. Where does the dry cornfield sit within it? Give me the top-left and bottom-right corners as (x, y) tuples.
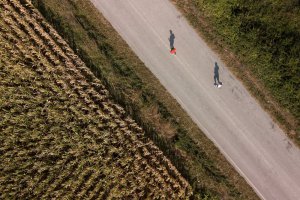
(0, 0), (192, 199)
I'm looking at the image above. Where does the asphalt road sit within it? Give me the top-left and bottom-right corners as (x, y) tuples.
(90, 0), (300, 199)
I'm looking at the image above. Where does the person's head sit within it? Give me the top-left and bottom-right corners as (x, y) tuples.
(170, 30), (173, 34)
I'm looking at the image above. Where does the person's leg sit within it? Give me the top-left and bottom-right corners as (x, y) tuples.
(216, 74), (222, 86)
(214, 75), (218, 86)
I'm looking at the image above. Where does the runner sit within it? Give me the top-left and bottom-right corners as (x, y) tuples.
(214, 62), (222, 88)
(169, 30), (176, 55)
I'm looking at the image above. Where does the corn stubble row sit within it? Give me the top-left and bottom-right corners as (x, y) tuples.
(0, 0), (192, 199)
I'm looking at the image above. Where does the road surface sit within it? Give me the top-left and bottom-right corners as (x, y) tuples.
(90, 0), (300, 199)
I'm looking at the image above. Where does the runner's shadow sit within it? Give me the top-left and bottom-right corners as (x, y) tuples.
(214, 62), (222, 86)
(169, 30), (175, 49)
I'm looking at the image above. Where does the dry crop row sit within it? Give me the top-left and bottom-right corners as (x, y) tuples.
(0, 0), (192, 199)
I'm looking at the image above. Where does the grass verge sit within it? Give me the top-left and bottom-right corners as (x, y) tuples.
(32, 0), (259, 199)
